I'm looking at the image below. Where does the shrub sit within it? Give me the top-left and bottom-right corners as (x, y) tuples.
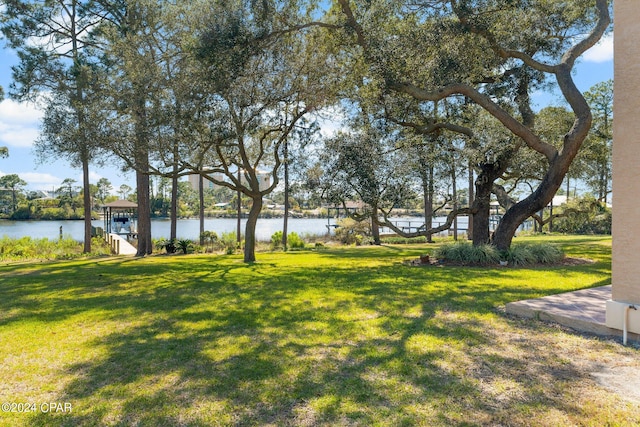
(553, 197), (611, 235)
(10, 207), (33, 220)
(220, 231), (239, 254)
(501, 243), (564, 266)
(200, 231), (218, 253)
(176, 239), (193, 254)
(526, 243), (564, 264)
(287, 232), (305, 249)
(270, 231), (306, 250)
(271, 231), (283, 250)
(334, 218), (370, 245)
(502, 245), (537, 266)
(90, 237), (112, 256)
(435, 241), (499, 265)
(0, 236), (110, 261)
(156, 238), (176, 254)
(381, 236), (427, 244)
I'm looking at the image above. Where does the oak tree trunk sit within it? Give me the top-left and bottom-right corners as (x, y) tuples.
(471, 172), (492, 245)
(244, 196), (263, 262)
(493, 163), (567, 251)
(371, 204), (381, 245)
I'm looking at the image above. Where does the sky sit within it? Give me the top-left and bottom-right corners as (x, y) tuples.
(0, 32), (614, 194)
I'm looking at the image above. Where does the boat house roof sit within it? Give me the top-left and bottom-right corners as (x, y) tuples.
(103, 200), (138, 209)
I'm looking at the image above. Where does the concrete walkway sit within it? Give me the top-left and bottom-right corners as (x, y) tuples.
(505, 285), (639, 343)
(106, 233), (138, 256)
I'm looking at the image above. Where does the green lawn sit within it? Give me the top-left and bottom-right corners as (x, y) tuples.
(1, 235), (638, 426)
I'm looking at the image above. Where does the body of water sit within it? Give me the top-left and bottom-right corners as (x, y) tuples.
(0, 216), (470, 242)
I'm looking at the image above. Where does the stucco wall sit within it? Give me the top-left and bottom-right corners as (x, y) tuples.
(611, 1), (640, 304)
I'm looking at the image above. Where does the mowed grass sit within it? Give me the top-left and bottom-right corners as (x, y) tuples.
(0, 235), (638, 426)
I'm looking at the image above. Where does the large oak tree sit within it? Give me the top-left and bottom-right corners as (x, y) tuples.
(187, 0), (329, 262)
(331, 0), (610, 250)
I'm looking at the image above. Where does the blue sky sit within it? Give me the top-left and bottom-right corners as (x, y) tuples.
(0, 33), (613, 193)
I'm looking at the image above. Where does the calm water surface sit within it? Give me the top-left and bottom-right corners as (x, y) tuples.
(0, 216), (466, 241)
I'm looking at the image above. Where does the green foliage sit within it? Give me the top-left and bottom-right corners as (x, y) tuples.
(176, 239), (193, 254)
(0, 236), (625, 426)
(287, 232), (305, 249)
(502, 245), (538, 266)
(553, 197), (612, 235)
(220, 231), (239, 254)
(271, 231), (284, 250)
(334, 217), (370, 245)
(436, 241), (565, 266)
(381, 236), (428, 245)
(435, 241), (500, 265)
(502, 243), (564, 266)
(0, 236), (109, 261)
(9, 206), (33, 220)
(156, 238), (177, 254)
(200, 230), (219, 253)
(271, 231), (305, 250)
(526, 243), (565, 264)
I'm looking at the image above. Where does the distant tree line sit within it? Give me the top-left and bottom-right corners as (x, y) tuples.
(0, 0), (611, 260)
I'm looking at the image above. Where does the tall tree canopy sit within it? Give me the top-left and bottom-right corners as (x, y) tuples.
(328, 0), (610, 249)
(186, 0), (330, 262)
(0, 0), (118, 252)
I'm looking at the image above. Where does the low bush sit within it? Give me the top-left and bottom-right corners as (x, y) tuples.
(200, 231), (219, 253)
(381, 236), (428, 245)
(270, 231), (307, 250)
(334, 218), (370, 245)
(287, 232), (305, 249)
(435, 241), (565, 267)
(502, 243), (564, 266)
(0, 236), (110, 261)
(220, 231), (239, 254)
(526, 243), (564, 264)
(502, 245), (538, 266)
(553, 197), (612, 235)
(156, 238), (176, 254)
(435, 241), (500, 265)
(176, 239), (194, 254)
(271, 231), (283, 250)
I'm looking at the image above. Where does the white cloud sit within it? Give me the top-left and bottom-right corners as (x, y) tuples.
(17, 172), (61, 187)
(0, 99), (43, 148)
(75, 170), (104, 184)
(0, 128), (41, 148)
(582, 33), (613, 63)
(0, 170), (61, 191)
(0, 99), (43, 125)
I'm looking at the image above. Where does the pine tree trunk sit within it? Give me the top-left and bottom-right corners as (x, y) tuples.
(170, 171), (178, 241)
(82, 156), (92, 253)
(199, 174), (205, 246)
(136, 167), (152, 256)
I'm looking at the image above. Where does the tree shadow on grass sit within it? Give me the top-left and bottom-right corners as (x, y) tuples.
(13, 256), (628, 426)
(1, 245), (629, 425)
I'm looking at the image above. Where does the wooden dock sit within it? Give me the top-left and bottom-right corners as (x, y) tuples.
(106, 233), (138, 255)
